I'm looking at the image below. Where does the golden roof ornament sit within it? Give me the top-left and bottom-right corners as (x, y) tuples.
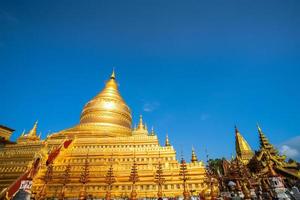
(132, 115), (149, 135)
(17, 121), (40, 143)
(165, 134), (170, 146)
(234, 126), (253, 164)
(191, 146), (198, 163)
(137, 115), (144, 130)
(28, 121), (38, 137)
(21, 129), (25, 137)
(110, 68), (115, 79)
(150, 126), (155, 136)
(257, 124), (278, 154)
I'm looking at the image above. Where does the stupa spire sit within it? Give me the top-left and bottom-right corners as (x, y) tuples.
(137, 115), (144, 130)
(257, 124), (278, 154)
(137, 115), (147, 130)
(21, 129), (25, 137)
(28, 121), (38, 137)
(165, 134), (171, 147)
(110, 68), (115, 79)
(234, 125), (253, 164)
(191, 146), (198, 163)
(132, 115), (149, 135)
(150, 126), (155, 136)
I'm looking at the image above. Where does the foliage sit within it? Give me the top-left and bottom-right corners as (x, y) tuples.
(207, 157), (226, 176)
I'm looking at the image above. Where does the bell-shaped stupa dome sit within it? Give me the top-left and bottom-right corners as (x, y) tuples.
(80, 70), (132, 129)
(55, 70), (132, 138)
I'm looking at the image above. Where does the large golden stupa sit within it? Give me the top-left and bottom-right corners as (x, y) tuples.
(0, 71), (209, 199)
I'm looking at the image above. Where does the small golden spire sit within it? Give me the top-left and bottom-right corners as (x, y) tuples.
(234, 125), (253, 164)
(257, 123), (262, 133)
(231, 154), (235, 161)
(137, 115), (144, 130)
(132, 115), (149, 135)
(28, 121), (38, 137)
(139, 114), (143, 123)
(191, 146), (198, 163)
(165, 134), (170, 147)
(234, 125), (239, 134)
(257, 124), (278, 154)
(110, 68), (115, 79)
(21, 129), (25, 136)
(150, 126), (155, 136)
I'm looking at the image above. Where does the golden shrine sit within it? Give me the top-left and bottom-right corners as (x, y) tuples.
(0, 71), (211, 199)
(219, 125), (300, 199)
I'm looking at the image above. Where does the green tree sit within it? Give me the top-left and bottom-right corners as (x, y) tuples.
(207, 158), (225, 176)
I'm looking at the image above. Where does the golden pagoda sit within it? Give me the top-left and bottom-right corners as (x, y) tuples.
(0, 70), (209, 199)
(0, 121), (45, 196)
(248, 125), (300, 179)
(234, 126), (253, 164)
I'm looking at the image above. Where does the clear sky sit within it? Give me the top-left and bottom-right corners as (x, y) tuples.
(1, 0), (300, 162)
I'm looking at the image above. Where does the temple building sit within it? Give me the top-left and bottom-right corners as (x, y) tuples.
(0, 125), (15, 144)
(219, 125), (300, 199)
(233, 125), (299, 180)
(0, 71), (209, 199)
(248, 125), (300, 180)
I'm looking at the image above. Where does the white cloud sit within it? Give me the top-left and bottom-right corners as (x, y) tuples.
(279, 136), (300, 162)
(280, 145), (299, 158)
(143, 102), (160, 112)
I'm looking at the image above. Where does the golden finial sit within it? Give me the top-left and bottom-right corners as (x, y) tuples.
(165, 134), (170, 147)
(46, 130), (51, 138)
(191, 146), (198, 163)
(139, 115), (143, 123)
(150, 126), (155, 136)
(28, 120), (38, 137)
(257, 123), (262, 133)
(144, 123), (148, 131)
(111, 68), (115, 79)
(137, 115), (144, 129)
(21, 129), (25, 136)
(234, 125), (239, 134)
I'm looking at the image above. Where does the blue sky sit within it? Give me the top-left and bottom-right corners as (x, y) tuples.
(1, 0), (300, 161)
